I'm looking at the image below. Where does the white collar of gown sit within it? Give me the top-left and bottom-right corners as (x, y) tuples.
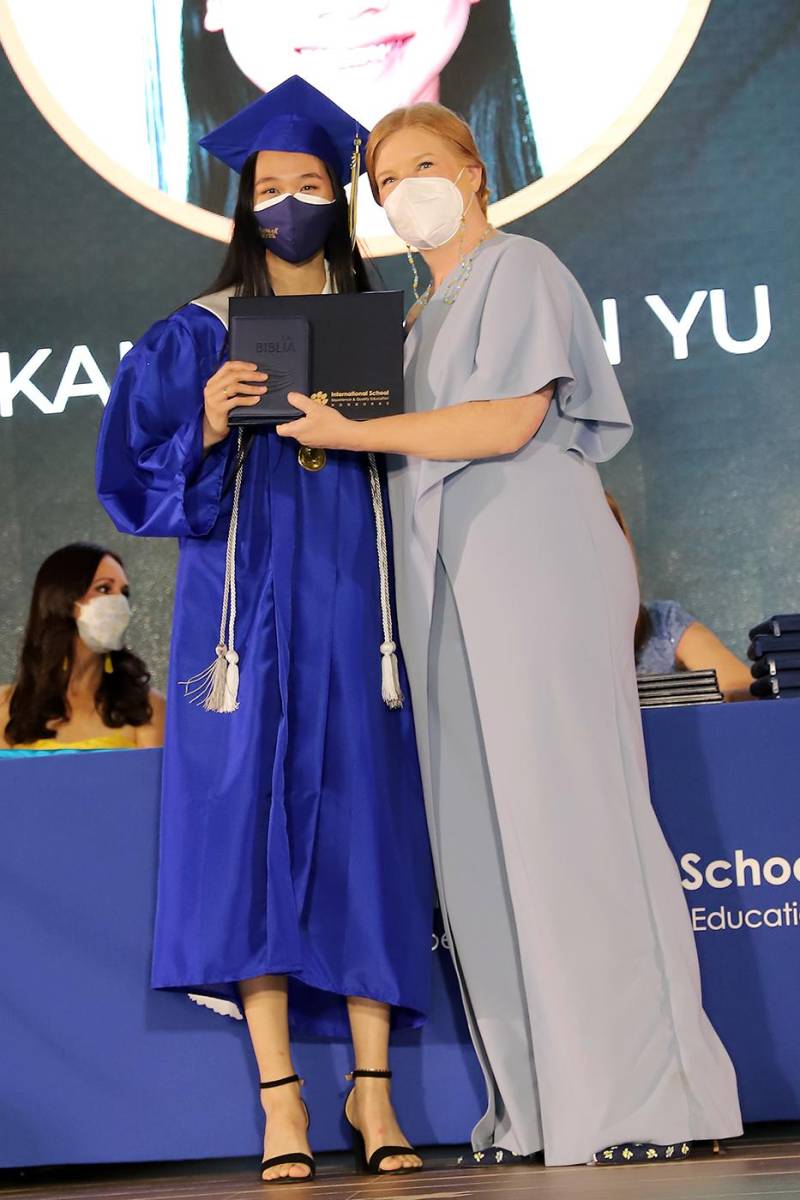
(191, 262), (333, 329)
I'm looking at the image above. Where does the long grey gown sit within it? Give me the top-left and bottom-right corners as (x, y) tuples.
(388, 232), (742, 1166)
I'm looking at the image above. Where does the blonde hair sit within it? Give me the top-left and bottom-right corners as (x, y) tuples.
(365, 103), (490, 213)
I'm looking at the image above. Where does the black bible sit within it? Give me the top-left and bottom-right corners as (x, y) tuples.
(228, 291), (404, 426)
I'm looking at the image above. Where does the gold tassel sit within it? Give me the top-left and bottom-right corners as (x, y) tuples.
(104, 654), (114, 675)
(348, 133), (362, 247)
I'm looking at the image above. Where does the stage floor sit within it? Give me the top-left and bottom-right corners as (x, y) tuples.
(5, 1130), (800, 1200)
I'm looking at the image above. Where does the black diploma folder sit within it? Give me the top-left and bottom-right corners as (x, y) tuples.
(748, 632), (800, 660)
(751, 651), (800, 678)
(227, 291), (404, 426)
(749, 614), (800, 639)
(637, 669), (723, 707)
(750, 670), (800, 698)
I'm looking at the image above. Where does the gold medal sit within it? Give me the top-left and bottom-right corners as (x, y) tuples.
(297, 392), (329, 472)
(298, 446), (327, 472)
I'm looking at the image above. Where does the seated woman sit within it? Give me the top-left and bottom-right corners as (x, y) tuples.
(606, 494), (752, 699)
(1, 542), (164, 753)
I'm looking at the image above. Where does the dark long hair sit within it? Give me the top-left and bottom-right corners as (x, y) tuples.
(442, 0), (540, 203)
(180, 0), (540, 214)
(205, 153), (372, 297)
(5, 543), (152, 746)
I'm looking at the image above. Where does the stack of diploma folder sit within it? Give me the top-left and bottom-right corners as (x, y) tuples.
(748, 614), (800, 700)
(637, 670), (723, 708)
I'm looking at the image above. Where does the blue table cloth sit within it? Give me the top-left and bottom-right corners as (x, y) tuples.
(1, 700), (798, 1168)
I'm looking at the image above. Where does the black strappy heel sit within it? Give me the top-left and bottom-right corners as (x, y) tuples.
(259, 1074), (315, 1184)
(343, 1068), (422, 1175)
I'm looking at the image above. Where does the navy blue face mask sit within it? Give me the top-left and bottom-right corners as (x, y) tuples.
(254, 193), (338, 263)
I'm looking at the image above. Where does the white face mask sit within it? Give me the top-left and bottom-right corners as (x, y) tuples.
(383, 168), (474, 251)
(75, 594), (131, 654)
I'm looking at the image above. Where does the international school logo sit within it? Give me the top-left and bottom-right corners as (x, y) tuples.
(681, 850), (800, 933)
(0, 0), (711, 254)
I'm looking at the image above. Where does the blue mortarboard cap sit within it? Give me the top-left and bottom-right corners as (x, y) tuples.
(199, 75), (370, 186)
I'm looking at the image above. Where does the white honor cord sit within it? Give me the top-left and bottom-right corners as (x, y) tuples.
(179, 429), (243, 712)
(181, 437), (403, 712)
(367, 452), (404, 709)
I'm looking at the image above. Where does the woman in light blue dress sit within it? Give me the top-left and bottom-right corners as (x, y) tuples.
(277, 103), (743, 1167)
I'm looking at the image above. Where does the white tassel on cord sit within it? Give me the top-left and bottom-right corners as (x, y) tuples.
(367, 453), (404, 710)
(179, 430), (243, 713)
(180, 437), (399, 712)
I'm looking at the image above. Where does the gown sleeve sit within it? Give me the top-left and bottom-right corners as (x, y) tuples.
(461, 237), (633, 463)
(96, 313), (232, 538)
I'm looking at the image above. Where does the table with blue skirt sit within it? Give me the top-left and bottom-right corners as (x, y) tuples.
(1, 700), (799, 1169)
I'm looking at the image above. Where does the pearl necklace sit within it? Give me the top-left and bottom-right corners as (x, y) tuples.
(416, 225), (496, 310)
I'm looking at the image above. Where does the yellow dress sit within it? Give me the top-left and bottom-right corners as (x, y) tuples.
(1, 731), (137, 756)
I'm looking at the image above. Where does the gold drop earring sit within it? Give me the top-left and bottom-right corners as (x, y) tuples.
(455, 212), (468, 269)
(406, 245), (429, 306)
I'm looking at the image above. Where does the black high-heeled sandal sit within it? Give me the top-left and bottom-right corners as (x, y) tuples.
(259, 1074), (315, 1184)
(343, 1068), (422, 1175)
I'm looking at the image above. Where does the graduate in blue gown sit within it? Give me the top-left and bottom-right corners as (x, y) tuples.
(96, 77), (432, 1182)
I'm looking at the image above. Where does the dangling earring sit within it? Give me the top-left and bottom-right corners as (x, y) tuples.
(62, 656), (69, 673)
(454, 212), (467, 267)
(406, 246), (430, 307)
(406, 246), (421, 302)
(104, 654), (114, 675)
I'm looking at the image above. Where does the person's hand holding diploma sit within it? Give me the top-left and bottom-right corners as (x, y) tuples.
(276, 392), (358, 451)
(276, 387), (553, 462)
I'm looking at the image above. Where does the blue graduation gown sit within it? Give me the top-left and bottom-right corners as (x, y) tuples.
(96, 299), (432, 1035)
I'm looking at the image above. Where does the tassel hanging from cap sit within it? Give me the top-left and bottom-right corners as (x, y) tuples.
(348, 133), (362, 247)
(179, 430), (243, 713)
(366, 453), (404, 709)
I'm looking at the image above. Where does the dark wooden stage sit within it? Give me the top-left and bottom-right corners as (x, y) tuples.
(5, 1131), (800, 1200)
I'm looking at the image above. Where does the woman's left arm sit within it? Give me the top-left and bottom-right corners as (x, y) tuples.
(279, 242), (601, 460)
(276, 386), (553, 460)
(675, 623), (753, 701)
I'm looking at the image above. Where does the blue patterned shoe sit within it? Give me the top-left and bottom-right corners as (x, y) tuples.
(593, 1142), (692, 1165)
(457, 1147), (538, 1168)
